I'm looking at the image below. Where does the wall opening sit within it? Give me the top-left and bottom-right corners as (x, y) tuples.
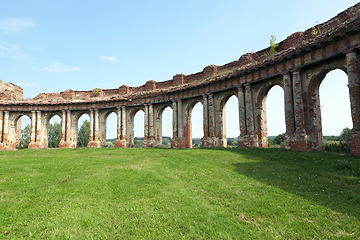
(48, 115), (61, 148)
(105, 112), (116, 147)
(77, 113), (90, 148)
(225, 95), (239, 147)
(19, 115), (32, 149)
(319, 69), (352, 142)
(161, 106), (172, 147)
(266, 85), (285, 147)
(133, 110), (144, 148)
(192, 102), (203, 148)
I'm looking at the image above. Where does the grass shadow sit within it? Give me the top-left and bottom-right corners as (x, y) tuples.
(202, 147), (360, 220)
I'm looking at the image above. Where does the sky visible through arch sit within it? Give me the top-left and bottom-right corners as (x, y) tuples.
(1, 0), (356, 139)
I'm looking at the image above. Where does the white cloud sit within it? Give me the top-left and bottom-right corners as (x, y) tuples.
(0, 42), (31, 60)
(18, 82), (36, 87)
(41, 62), (82, 73)
(99, 56), (116, 61)
(0, 17), (33, 33)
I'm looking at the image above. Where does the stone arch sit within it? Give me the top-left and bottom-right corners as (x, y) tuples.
(9, 112), (32, 148)
(74, 111), (91, 148)
(215, 89), (238, 147)
(127, 106), (145, 147)
(183, 97), (203, 148)
(255, 79), (284, 147)
(154, 102), (173, 147)
(44, 111), (62, 148)
(306, 64), (349, 150)
(99, 108), (117, 147)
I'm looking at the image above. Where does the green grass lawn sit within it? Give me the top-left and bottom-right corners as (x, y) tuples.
(0, 147), (359, 239)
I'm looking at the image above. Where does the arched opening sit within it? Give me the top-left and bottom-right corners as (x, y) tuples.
(133, 110), (144, 148)
(225, 95), (240, 147)
(105, 112), (116, 147)
(48, 114), (62, 148)
(18, 115), (32, 149)
(266, 85), (285, 148)
(161, 106), (172, 148)
(319, 69), (351, 151)
(191, 102), (203, 148)
(77, 113), (90, 148)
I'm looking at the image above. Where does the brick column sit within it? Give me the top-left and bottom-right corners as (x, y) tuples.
(292, 70), (305, 132)
(36, 111), (41, 143)
(149, 104), (154, 140)
(202, 95), (209, 138)
(346, 50), (360, 155)
(245, 84), (254, 135)
(3, 111), (9, 143)
(89, 109), (94, 141)
(208, 93), (215, 137)
(116, 107), (121, 140)
(61, 110), (66, 142)
(94, 109), (99, 141)
(66, 110), (71, 142)
(177, 100), (183, 137)
(144, 105), (149, 140)
(121, 106), (126, 140)
(172, 101), (177, 139)
(31, 111), (36, 143)
(237, 86), (246, 137)
(0, 111), (3, 143)
(283, 72), (295, 133)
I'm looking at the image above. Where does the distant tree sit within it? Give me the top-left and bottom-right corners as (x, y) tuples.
(78, 120), (90, 147)
(134, 140), (142, 148)
(339, 127), (351, 142)
(273, 133), (285, 145)
(105, 141), (114, 147)
(162, 138), (170, 148)
(19, 124), (31, 149)
(227, 139), (237, 148)
(48, 122), (61, 148)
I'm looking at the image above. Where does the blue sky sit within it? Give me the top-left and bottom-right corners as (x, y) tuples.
(0, 0), (356, 139)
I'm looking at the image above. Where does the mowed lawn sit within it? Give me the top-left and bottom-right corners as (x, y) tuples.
(0, 147), (359, 239)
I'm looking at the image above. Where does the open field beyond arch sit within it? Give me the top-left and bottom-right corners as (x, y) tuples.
(0, 148), (359, 239)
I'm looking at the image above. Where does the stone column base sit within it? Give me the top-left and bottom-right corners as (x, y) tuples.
(0, 142), (16, 150)
(238, 135), (258, 148)
(142, 139), (157, 147)
(202, 137), (220, 147)
(115, 139), (127, 148)
(283, 131), (309, 151)
(59, 141), (76, 148)
(28, 142), (44, 149)
(171, 137), (186, 148)
(88, 141), (101, 148)
(349, 130), (360, 156)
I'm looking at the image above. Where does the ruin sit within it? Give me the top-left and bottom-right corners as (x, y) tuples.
(1, 3), (360, 154)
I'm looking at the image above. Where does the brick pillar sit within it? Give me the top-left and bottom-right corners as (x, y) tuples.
(31, 111), (36, 143)
(291, 70), (308, 151)
(177, 100), (183, 138)
(66, 110), (71, 142)
(121, 106), (126, 140)
(149, 104), (154, 140)
(3, 111), (9, 143)
(172, 101), (177, 139)
(94, 109), (99, 141)
(283, 72), (295, 150)
(238, 84), (258, 147)
(144, 105), (149, 140)
(90, 109), (94, 141)
(116, 107), (121, 140)
(61, 110), (66, 142)
(208, 93), (215, 137)
(0, 111), (3, 143)
(346, 50), (360, 155)
(202, 95), (209, 138)
(36, 111), (41, 143)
